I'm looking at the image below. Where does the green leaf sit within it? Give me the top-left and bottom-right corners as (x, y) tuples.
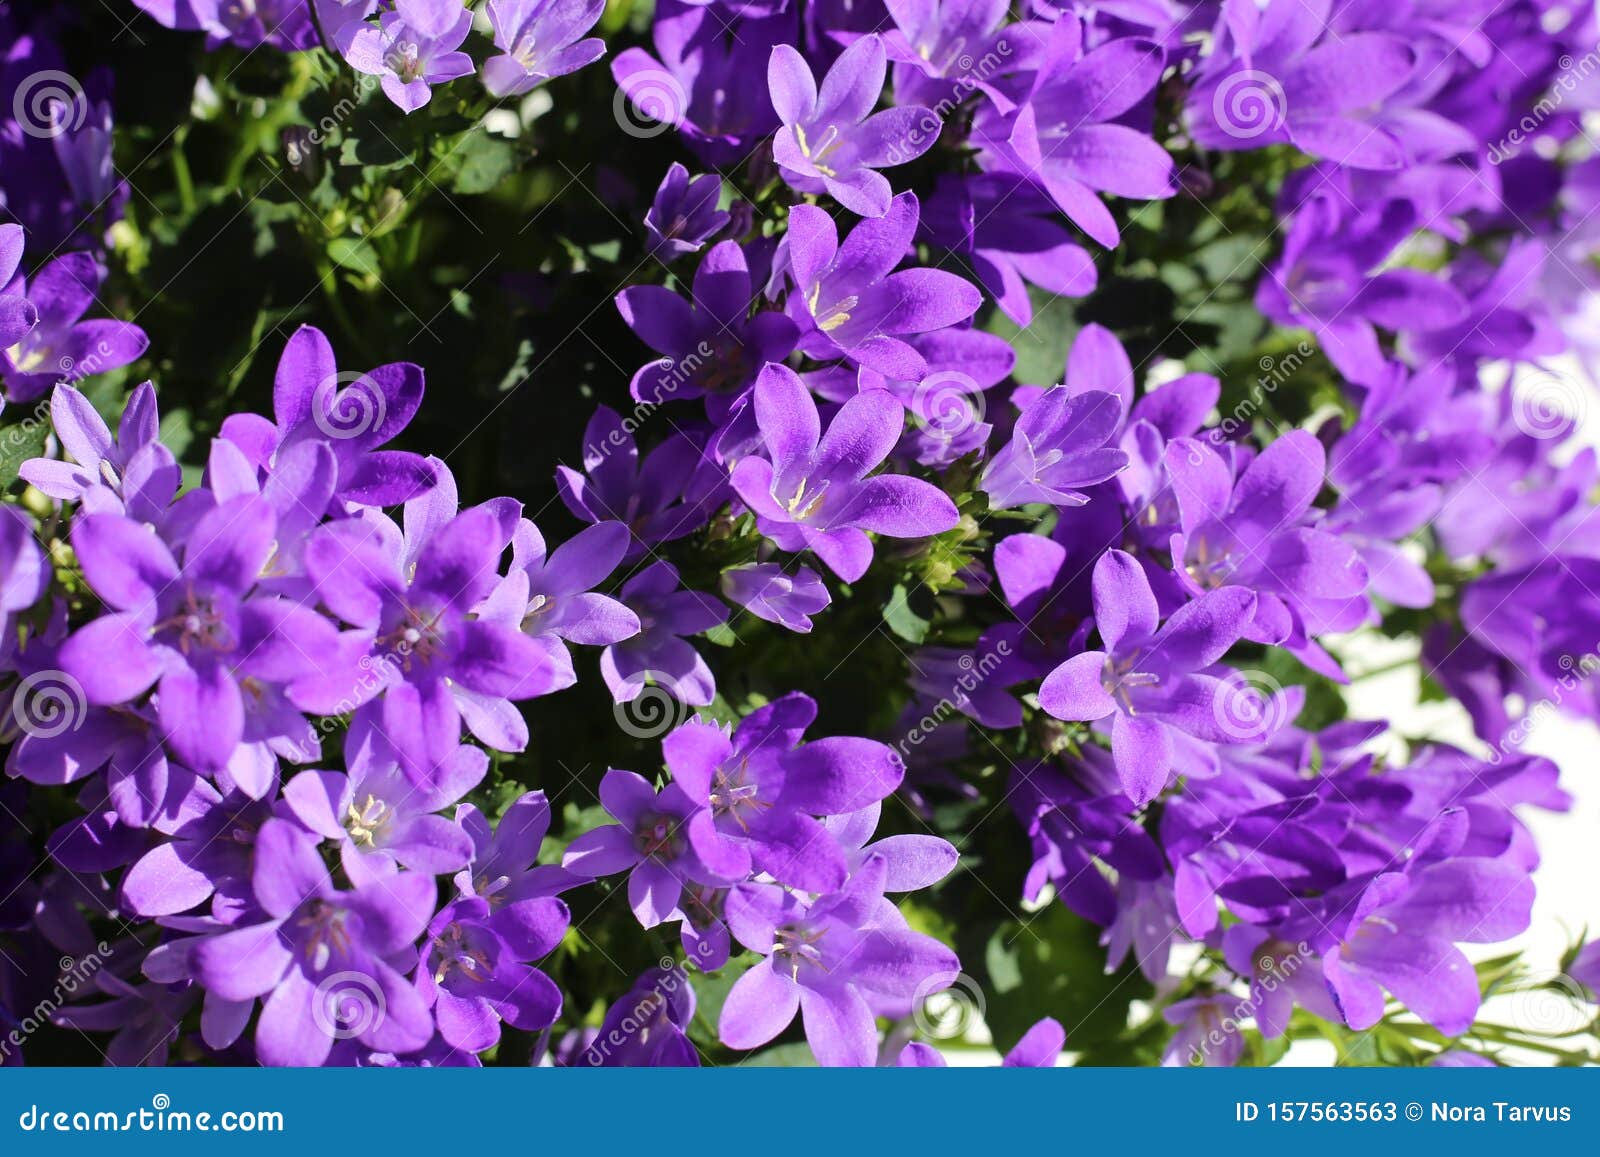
(327, 236), (380, 275)
(449, 133), (516, 196)
(977, 902), (1152, 1052)
(884, 582), (931, 644)
(739, 1042), (817, 1067)
(0, 417), (51, 490)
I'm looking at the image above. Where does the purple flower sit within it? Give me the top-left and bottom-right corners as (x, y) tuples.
(718, 857), (958, 1066)
(1, 253), (146, 403)
(1323, 855), (1534, 1037)
(1162, 995), (1245, 1067)
(481, 0), (607, 97)
(1038, 549), (1259, 804)
(218, 325), (437, 509)
(975, 18), (1174, 248)
(56, 498), (342, 778)
(557, 406), (728, 560)
(455, 790), (579, 908)
(720, 563), (830, 632)
(616, 241), (799, 416)
(283, 745), (485, 878)
(769, 36), (938, 217)
(1255, 193), (1468, 386)
(479, 519), (640, 693)
(340, 0), (475, 113)
(599, 561), (727, 707)
(0, 224), (37, 349)
(921, 173), (1097, 327)
(191, 819), (437, 1066)
(563, 768), (724, 926)
(643, 163), (731, 263)
(882, 0), (1021, 111)
(898, 1016), (1065, 1067)
(579, 964), (700, 1066)
(783, 194), (982, 379)
(730, 363), (960, 582)
(303, 503), (562, 770)
(1188, 5), (1417, 170)
(981, 388), (1128, 510)
(1165, 432), (1370, 672)
(131, 0), (317, 51)
(612, 2), (792, 166)
(20, 382), (169, 518)
(663, 693), (903, 893)
(417, 891), (567, 1053)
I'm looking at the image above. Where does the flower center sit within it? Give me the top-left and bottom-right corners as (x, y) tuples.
(345, 794), (393, 847)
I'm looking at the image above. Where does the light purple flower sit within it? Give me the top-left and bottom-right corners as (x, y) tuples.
(730, 363), (960, 583)
(340, 0), (475, 113)
(769, 36), (938, 217)
(481, 0), (607, 98)
(720, 563), (830, 632)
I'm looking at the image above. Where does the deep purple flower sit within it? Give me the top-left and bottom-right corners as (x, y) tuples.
(769, 35), (938, 217)
(416, 891), (567, 1054)
(579, 964), (700, 1066)
(131, 0), (317, 51)
(481, 0), (607, 97)
(599, 561), (727, 707)
(921, 173), (1097, 327)
(557, 406), (728, 560)
(617, 241), (799, 416)
(731, 363), (960, 582)
(643, 163), (731, 263)
(56, 498), (342, 777)
(612, 2), (792, 166)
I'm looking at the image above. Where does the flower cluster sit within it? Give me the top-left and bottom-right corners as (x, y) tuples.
(129, 0), (607, 110)
(3, 0), (1600, 1068)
